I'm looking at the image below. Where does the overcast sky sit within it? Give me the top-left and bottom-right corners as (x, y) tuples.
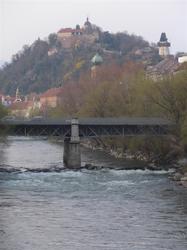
(0, 0), (186, 62)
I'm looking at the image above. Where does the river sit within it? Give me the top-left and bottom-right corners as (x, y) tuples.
(0, 137), (187, 250)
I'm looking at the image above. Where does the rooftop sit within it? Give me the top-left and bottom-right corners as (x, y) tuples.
(40, 87), (64, 98)
(147, 56), (179, 79)
(157, 32), (170, 47)
(1, 117), (173, 126)
(160, 32), (168, 42)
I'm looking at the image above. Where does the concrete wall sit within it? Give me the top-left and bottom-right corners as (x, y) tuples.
(63, 139), (81, 169)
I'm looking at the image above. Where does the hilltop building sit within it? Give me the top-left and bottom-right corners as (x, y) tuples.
(57, 27), (83, 39)
(91, 52), (103, 78)
(84, 17), (94, 34)
(157, 32), (170, 57)
(57, 18), (99, 49)
(146, 33), (186, 80)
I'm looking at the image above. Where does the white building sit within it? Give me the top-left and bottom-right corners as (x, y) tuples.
(178, 55), (187, 64)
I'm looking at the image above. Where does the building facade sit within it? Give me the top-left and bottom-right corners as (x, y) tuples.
(40, 87), (64, 108)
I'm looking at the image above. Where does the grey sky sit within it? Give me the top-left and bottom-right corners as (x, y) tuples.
(0, 0), (186, 62)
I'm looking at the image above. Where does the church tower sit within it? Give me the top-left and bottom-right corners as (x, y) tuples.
(84, 17), (93, 34)
(157, 32), (170, 57)
(14, 87), (22, 102)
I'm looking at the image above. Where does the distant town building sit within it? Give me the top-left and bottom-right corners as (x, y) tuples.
(0, 92), (5, 106)
(40, 87), (64, 108)
(10, 101), (34, 118)
(177, 53), (187, 64)
(157, 32), (170, 57)
(14, 88), (22, 102)
(2, 95), (13, 107)
(48, 48), (58, 57)
(3, 90), (41, 118)
(1, 87), (65, 118)
(146, 55), (179, 81)
(0, 92), (3, 105)
(0, 91), (13, 107)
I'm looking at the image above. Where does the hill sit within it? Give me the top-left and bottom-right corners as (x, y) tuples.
(0, 20), (161, 95)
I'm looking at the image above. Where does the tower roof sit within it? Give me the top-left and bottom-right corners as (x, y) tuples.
(160, 32), (168, 42)
(157, 32), (170, 47)
(91, 53), (103, 65)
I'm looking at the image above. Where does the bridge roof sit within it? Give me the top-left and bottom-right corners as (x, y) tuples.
(79, 117), (172, 125)
(0, 117), (173, 126)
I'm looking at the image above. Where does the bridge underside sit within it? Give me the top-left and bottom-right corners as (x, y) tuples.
(4, 124), (169, 137)
(0, 118), (172, 169)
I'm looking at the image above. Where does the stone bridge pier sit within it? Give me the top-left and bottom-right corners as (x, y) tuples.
(63, 118), (81, 169)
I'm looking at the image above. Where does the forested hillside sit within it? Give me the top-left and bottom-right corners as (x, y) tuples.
(0, 28), (159, 95)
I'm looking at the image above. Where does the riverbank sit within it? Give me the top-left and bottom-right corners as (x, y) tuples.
(81, 139), (173, 170)
(81, 139), (187, 188)
(170, 159), (187, 188)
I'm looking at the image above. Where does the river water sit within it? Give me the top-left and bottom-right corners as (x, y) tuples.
(0, 137), (187, 250)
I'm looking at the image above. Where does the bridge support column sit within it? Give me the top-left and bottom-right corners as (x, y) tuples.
(63, 118), (81, 169)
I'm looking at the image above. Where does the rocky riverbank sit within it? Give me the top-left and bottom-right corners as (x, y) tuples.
(170, 159), (187, 188)
(81, 139), (175, 170)
(81, 139), (187, 188)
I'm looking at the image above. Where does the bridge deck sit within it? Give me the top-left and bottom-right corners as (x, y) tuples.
(1, 117), (173, 126)
(0, 117), (173, 137)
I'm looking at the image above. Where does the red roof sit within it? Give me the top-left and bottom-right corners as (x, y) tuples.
(58, 28), (73, 33)
(58, 28), (83, 33)
(40, 87), (64, 98)
(10, 101), (34, 110)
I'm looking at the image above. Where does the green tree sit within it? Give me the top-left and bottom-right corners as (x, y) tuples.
(0, 104), (7, 119)
(143, 71), (187, 124)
